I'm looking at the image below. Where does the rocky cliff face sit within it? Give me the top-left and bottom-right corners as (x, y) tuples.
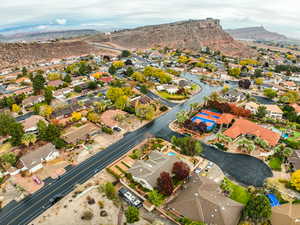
(89, 19), (255, 57)
(226, 26), (287, 41)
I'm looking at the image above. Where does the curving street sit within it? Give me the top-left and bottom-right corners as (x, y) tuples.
(0, 74), (272, 225)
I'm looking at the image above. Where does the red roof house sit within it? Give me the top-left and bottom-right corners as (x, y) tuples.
(223, 118), (280, 147)
(99, 76), (113, 84)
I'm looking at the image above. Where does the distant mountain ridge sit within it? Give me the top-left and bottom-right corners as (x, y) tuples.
(2, 29), (99, 42)
(226, 26), (288, 41)
(87, 18), (255, 57)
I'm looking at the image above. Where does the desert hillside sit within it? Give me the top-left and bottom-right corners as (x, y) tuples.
(226, 26), (287, 41)
(88, 18), (255, 57)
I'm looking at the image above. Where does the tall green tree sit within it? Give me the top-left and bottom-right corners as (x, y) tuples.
(108, 65), (116, 75)
(44, 88), (53, 105)
(121, 50), (131, 58)
(242, 194), (271, 224)
(0, 113), (24, 146)
(32, 73), (46, 94)
(63, 74), (72, 83)
(256, 106), (267, 118)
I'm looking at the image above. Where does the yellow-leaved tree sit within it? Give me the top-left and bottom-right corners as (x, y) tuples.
(291, 170), (300, 191)
(71, 112), (82, 122)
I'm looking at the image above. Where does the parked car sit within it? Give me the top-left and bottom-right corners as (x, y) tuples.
(112, 126), (122, 132)
(118, 187), (143, 208)
(32, 176), (42, 185)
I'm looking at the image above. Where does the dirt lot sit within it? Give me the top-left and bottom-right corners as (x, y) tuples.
(31, 170), (162, 225)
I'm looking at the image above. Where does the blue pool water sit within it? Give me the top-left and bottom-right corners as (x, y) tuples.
(167, 152), (176, 156)
(266, 193), (280, 207)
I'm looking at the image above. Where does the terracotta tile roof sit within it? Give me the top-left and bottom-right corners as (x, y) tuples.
(282, 81), (296, 87)
(217, 113), (235, 125)
(14, 87), (33, 95)
(47, 80), (63, 87)
(223, 118), (280, 147)
(99, 76), (113, 83)
(291, 104), (300, 113)
(265, 105), (283, 114)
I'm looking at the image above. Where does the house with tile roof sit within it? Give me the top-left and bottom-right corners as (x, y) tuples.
(281, 81), (298, 91)
(223, 118), (281, 147)
(291, 104), (300, 115)
(47, 80), (63, 88)
(265, 104), (283, 119)
(288, 151), (300, 171)
(245, 102), (283, 119)
(168, 174), (243, 225)
(128, 151), (179, 190)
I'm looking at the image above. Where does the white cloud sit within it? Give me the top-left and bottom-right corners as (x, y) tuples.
(55, 18), (67, 25)
(0, 0), (299, 38)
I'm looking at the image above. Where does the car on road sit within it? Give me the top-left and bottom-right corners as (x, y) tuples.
(49, 194), (64, 205)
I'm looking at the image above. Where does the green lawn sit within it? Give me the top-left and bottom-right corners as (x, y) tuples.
(287, 132), (300, 142)
(268, 157), (282, 171)
(222, 178), (250, 205)
(157, 91), (187, 100)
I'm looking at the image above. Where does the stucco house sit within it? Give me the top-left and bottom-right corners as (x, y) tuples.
(21, 115), (47, 133)
(20, 143), (59, 173)
(128, 151), (178, 190)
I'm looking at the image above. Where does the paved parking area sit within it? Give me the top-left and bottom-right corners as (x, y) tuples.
(202, 144), (273, 187)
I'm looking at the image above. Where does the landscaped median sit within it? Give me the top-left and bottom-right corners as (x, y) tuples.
(157, 91), (188, 101)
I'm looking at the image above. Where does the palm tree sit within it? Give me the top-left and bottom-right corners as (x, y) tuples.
(21, 133), (37, 147)
(216, 133), (232, 144)
(94, 101), (107, 113)
(237, 138), (255, 153)
(176, 111), (188, 125)
(274, 144), (294, 158)
(254, 137), (269, 150)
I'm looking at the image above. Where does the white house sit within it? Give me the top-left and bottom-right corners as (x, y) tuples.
(245, 102), (283, 119)
(20, 143), (60, 173)
(265, 105), (283, 119)
(244, 102), (259, 114)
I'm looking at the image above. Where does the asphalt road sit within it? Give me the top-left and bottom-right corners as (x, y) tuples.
(145, 90), (177, 108)
(0, 74), (272, 225)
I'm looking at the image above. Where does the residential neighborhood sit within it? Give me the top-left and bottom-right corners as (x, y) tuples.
(0, 40), (299, 225)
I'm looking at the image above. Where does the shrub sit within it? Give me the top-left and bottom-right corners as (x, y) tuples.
(148, 190), (164, 206)
(125, 206), (139, 223)
(98, 200), (104, 209)
(102, 126), (113, 134)
(100, 182), (116, 200)
(81, 211), (94, 220)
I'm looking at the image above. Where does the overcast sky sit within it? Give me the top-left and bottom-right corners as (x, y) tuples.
(0, 0), (299, 38)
